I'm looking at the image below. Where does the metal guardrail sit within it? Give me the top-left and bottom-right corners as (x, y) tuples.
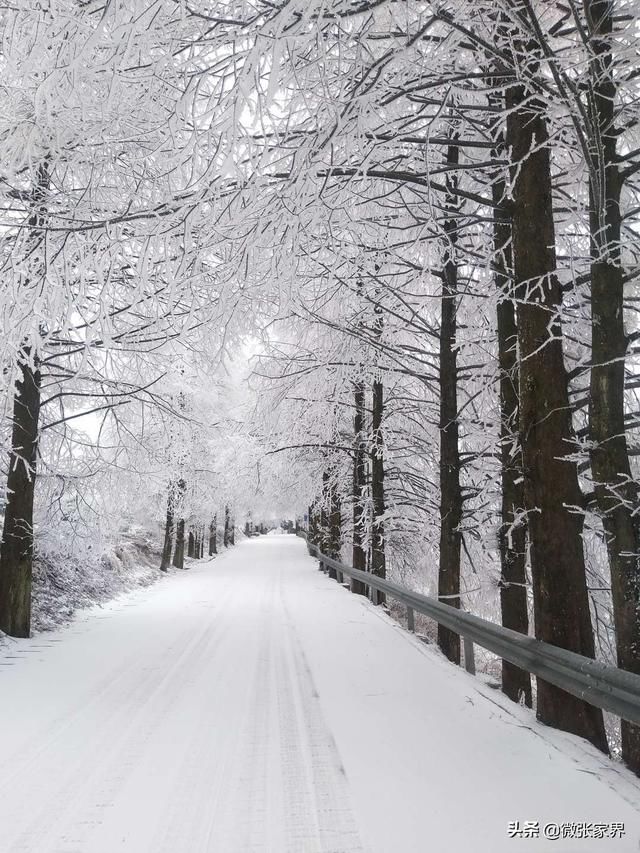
(303, 537), (640, 726)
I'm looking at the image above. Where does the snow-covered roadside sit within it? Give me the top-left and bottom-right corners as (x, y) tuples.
(5, 528), (166, 638)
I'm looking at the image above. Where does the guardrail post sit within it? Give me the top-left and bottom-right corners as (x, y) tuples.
(407, 606), (415, 633)
(463, 635), (476, 675)
(350, 576), (368, 596)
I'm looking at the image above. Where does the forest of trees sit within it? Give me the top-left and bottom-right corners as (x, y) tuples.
(0, 0), (639, 773)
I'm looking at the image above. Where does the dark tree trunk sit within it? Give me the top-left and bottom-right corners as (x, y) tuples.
(321, 469), (330, 557)
(351, 382), (368, 596)
(229, 515), (235, 546)
(437, 138), (462, 665)
(0, 162), (50, 638)
(188, 529), (195, 558)
(328, 480), (342, 562)
(172, 479), (186, 569)
(173, 521), (185, 569)
(506, 73), (608, 752)
(321, 469), (337, 578)
(0, 353), (42, 637)
(160, 481), (176, 572)
(491, 118), (532, 707)
(309, 504), (323, 556)
(209, 516), (217, 555)
(308, 504), (316, 547)
(370, 374), (386, 605)
(224, 505), (231, 548)
(323, 470), (342, 580)
(583, 0), (640, 774)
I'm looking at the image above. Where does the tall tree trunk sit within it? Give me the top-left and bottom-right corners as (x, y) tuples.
(328, 479), (342, 562)
(209, 516), (217, 555)
(323, 470), (342, 579)
(321, 469), (338, 579)
(308, 503), (318, 549)
(370, 285), (386, 604)
(370, 374), (386, 604)
(351, 382), (368, 596)
(173, 520), (185, 569)
(492, 116), (532, 707)
(506, 74), (608, 752)
(172, 479), (186, 569)
(321, 469), (330, 557)
(0, 353), (42, 637)
(224, 504), (231, 547)
(0, 161), (50, 638)
(438, 138), (462, 665)
(229, 514), (235, 546)
(188, 529), (195, 558)
(160, 481), (176, 572)
(583, 0), (640, 774)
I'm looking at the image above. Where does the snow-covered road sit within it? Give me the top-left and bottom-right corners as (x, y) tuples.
(1, 535), (640, 853)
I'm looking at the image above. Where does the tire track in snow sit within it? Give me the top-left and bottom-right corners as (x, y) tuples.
(183, 563), (366, 853)
(275, 625), (322, 853)
(7, 582), (236, 853)
(155, 578), (276, 853)
(279, 586), (365, 853)
(0, 640), (162, 794)
(52, 612), (230, 853)
(0, 595), (176, 784)
(200, 573), (279, 853)
(284, 620), (365, 853)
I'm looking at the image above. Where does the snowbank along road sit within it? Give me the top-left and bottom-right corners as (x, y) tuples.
(1, 534), (640, 852)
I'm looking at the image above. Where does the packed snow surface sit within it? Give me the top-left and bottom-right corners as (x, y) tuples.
(1, 535), (639, 852)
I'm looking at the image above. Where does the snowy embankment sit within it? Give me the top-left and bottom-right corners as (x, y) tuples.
(0, 535), (639, 853)
(27, 528), (163, 634)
